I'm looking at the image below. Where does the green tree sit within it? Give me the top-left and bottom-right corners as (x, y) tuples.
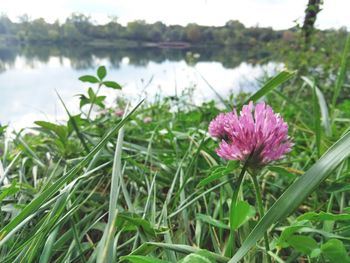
(186, 23), (201, 43)
(302, 0), (323, 44)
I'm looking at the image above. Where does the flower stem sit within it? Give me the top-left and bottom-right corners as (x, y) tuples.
(87, 84), (102, 120)
(226, 161), (248, 257)
(251, 173), (272, 263)
(230, 162), (248, 215)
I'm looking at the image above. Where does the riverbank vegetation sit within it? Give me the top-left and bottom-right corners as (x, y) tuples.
(1, 3), (350, 262)
(0, 30), (350, 262)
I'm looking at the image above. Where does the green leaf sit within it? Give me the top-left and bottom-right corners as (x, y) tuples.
(230, 201), (255, 230)
(15, 135), (45, 168)
(312, 80), (321, 157)
(315, 85), (331, 137)
(332, 33), (350, 109)
(326, 183), (350, 193)
(196, 214), (229, 229)
(67, 114), (88, 135)
(297, 211), (350, 222)
(102, 81), (122, 89)
(303, 76), (331, 141)
(57, 91), (90, 153)
(79, 89), (106, 109)
(227, 160), (240, 170)
(130, 242), (229, 263)
(35, 121), (68, 143)
(198, 161), (239, 187)
(268, 166), (296, 178)
(120, 255), (170, 263)
(79, 95), (90, 108)
(229, 129), (350, 263)
(0, 181), (19, 203)
(245, 70), (295, 104)
(178, 250), (216, 263)
(88, 87), (95, 99)
(97, 65), (107, 80)
(118, 213), (156, 237)
(95, 96), (106, 108)
(321, 239), (350, 263)
(310, 248), (322, 258)
(79, 75), (100, 83)
(39, 226), (59, 263)
(286, 235), (318, 255)
(277, 220), (308, 248)
(97, 121), (125, 263)
(0, 125), (7, 136)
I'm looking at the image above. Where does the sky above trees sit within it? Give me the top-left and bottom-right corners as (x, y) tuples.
(1, 0), (349, 30)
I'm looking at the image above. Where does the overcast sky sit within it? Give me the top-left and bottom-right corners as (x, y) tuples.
(1, 0), (349, 30)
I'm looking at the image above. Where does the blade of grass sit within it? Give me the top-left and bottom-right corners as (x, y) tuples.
(332, 33), (350, 110)
(38, 226), (59, 263)
(302, 76), (331, 137)
(97, 121), (125, 263)
(195, 69), (231, 110)
(14, 135), (45, 168)
(244, 70), (295, 104)
(312, 81), (321, 157)
(273, 90), (312, 119)
(56, 90), (90, 154)
(129, 242), (230, 263)
(97, 210), (119, 263)
(168, 179), (230, 219)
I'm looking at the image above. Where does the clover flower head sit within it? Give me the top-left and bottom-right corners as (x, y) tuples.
(209, 101), (292, 168)
(115, 108), (124, 117)
(208, 113), (228, 139)
(143, 116), (152, 123)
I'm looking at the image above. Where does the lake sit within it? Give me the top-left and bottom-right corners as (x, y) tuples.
(0, 46), (283, 129)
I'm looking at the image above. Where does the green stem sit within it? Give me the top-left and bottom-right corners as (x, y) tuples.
(226, 161), (248, 257)
(56, 91), (90, 154)
(71, 218), (87, 263)
(251, 173), (272, 263)
(230, 163), (248, 219)
(87, 84), (102, 120)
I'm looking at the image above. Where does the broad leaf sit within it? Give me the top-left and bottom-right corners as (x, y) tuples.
(230, 200), (255, 230)
(102, 81), (122, 89)
(79, 75), (99, 83)
(97, 65), (107, 80)
(321, 239), (350, 263)
(178, 250), (216, 263)
(297, 211), (350, 222)
(120, 255), (170, 263)
(35, 121), (68, 143)
(286, 235), (318, 255)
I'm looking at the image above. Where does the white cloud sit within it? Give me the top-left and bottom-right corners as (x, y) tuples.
(0, 0), (349, 29)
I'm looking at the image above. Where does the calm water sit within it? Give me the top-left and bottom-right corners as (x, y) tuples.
(0, 46), (282, 129)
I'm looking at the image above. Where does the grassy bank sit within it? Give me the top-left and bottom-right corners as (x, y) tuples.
(0, 36), (350, 263)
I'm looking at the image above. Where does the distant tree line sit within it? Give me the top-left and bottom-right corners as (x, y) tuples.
(0, 13), (294, 47)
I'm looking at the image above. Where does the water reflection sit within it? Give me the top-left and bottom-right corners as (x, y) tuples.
(0, 46), (282, 129)
(0, 45), (273, 71)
